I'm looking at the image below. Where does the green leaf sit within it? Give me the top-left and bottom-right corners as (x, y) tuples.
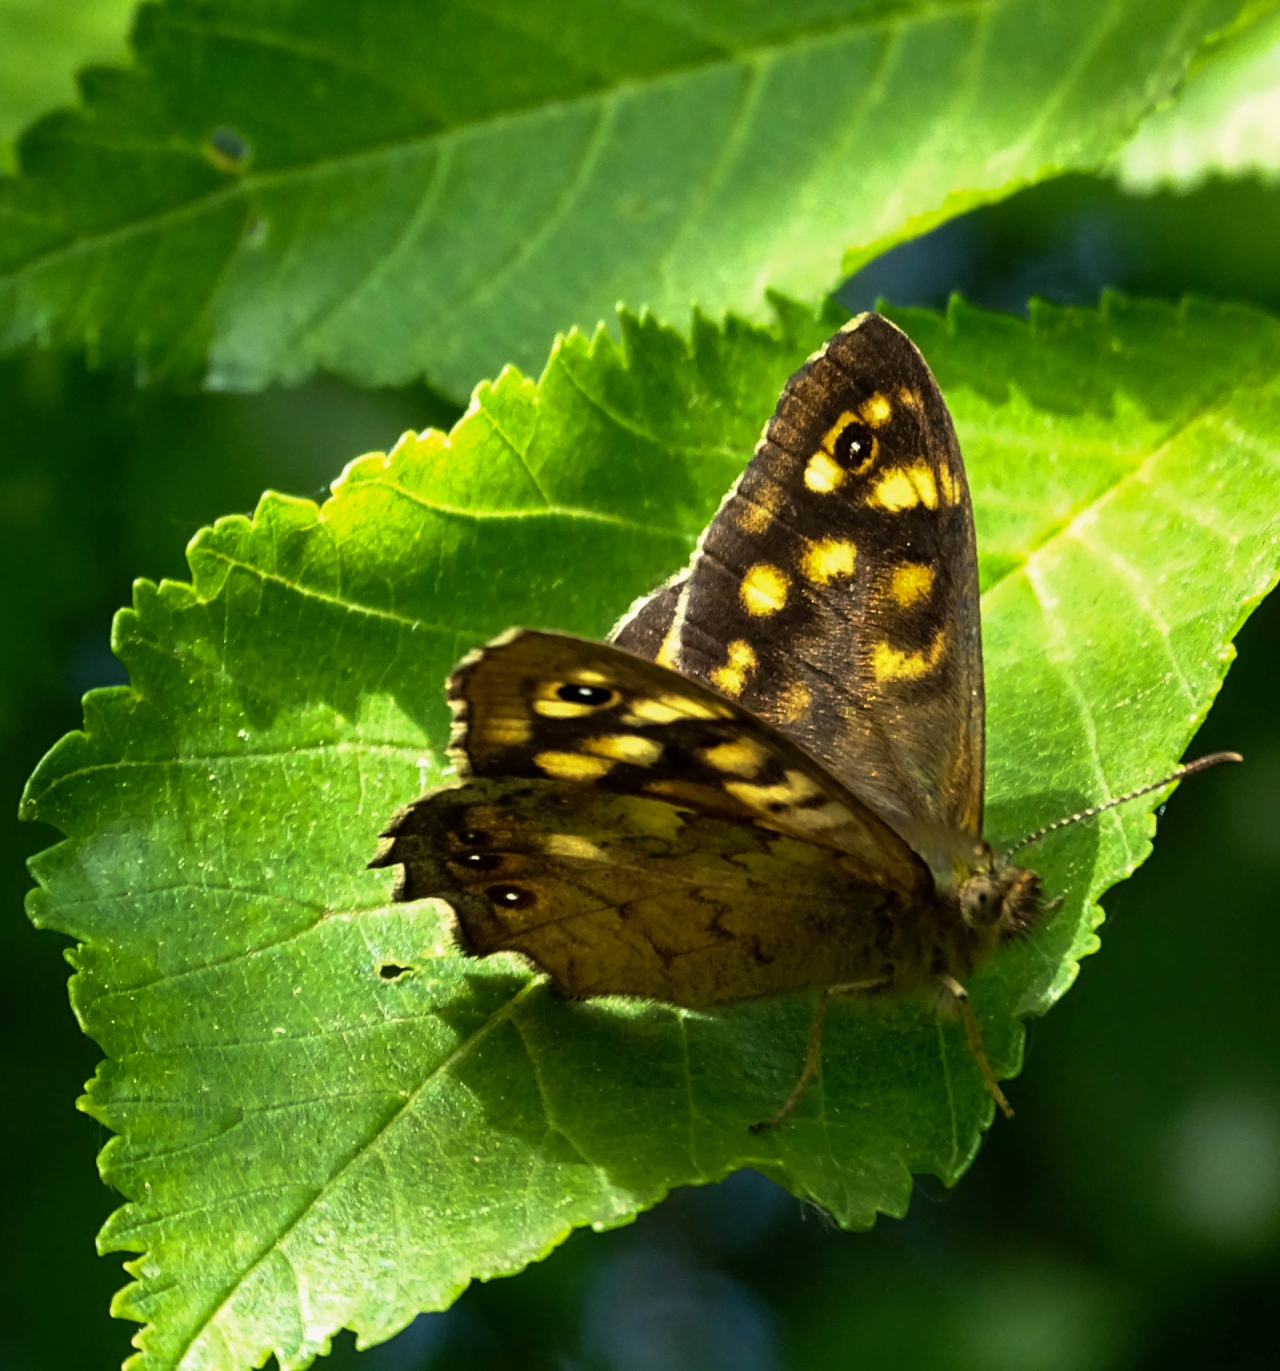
(22, 294), (1280, 1371)
(0, 0), (1250, 398)
(1113, 2), (1280, 191)
(0, 0), (136, 172)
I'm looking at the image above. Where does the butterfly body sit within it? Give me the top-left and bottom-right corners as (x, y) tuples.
(373, 312), (1044, 1120)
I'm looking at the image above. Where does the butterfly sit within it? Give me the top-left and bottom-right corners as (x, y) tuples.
(370, 312), (1235, 1128)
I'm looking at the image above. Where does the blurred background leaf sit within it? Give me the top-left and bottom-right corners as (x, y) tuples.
(0, 0), (1256, 398)
(0, 0), (136, 172)
(1112, 2), (1280, 192)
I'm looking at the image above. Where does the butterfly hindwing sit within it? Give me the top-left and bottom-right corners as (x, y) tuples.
(375, 775), (924, 1007)
(373, 629), (937, 1007)
(613, 312), (984, 852)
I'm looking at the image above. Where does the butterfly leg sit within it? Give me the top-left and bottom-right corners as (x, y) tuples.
(751, 979), (891, 1133)
(936, 973), (1014, 1119)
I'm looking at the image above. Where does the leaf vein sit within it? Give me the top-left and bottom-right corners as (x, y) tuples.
(170, 978), (543, 1363)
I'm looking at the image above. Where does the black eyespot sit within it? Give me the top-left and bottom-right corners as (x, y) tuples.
(557, 682), (615, 706)
(458, 829), (488, 846)
(460, 852), (502, 871)
(487, 884), (535, 908)
(831, 419), (874, 468)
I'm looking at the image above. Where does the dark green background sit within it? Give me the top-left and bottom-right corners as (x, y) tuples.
(5, 172), (1280, 1370)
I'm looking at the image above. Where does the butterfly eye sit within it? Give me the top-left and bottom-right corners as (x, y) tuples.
(960, 875), (1003, 928)
(556, 683), (616, 707)
(486, 884), (535, 908)
(830, 418), (875, 468)
(459, 852), (502, 871)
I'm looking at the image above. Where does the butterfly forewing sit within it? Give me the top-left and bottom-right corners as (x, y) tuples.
(613, 313), (984, 850)
(447, 628), (930, 891)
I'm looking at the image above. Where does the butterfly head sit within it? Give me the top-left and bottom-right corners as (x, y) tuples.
(956, 852), (1041, 945)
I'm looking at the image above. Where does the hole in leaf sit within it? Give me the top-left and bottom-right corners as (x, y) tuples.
(204, 125), (252, 173)
(378, 962), (413, 981)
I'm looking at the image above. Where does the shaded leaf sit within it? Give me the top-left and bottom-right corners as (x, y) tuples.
(0, 0), (1249, 397)
(22, 294), (1280, 1370)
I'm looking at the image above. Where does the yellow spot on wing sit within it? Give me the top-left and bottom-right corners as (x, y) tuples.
(542, 834), (608, 860)
(861, 392), (893, 427)
(804, 451), (845, 493)
(889, 562), (935, 607)
(534, 751), (615, 781)
(624, 694), (732, 725)
(740, 563), (790, 616)
(871, 630), (948, 683)
(802, 538), (857, 586)
(869, 461), (938, 512)
(776, 802), (855, 833)
(710, 639), (757, 696)
(584, 734), (664, 765)
(485, 716), (532, 745)
(725, 769), (821, 810)
(698, 735), (771, 778)
(898, 386), (921, 408)
(937, 462), (959, 505)
(655, 622), (681, 669)
(534, 699), (597, 719)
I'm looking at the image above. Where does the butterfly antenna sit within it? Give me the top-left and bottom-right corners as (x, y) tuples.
(1006, 751), (1242, 858)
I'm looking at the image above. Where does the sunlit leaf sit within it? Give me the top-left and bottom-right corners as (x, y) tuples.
(22, 294), (1280, 1370)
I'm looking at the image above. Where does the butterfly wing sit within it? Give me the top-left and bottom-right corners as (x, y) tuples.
(375, 776), (926, 1007)
(613, 312), (984, 854)
(446, 629), (930, 879)
(373, 630), (935, 1007)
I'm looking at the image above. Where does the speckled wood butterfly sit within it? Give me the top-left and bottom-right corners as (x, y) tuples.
(373, 313), (1236, 1128)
